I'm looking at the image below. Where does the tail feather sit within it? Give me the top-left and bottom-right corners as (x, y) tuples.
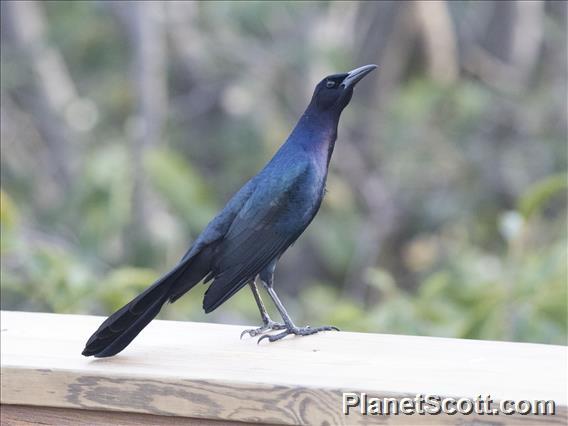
(82, 251), (211, 357)
(83, 295), (168, 357)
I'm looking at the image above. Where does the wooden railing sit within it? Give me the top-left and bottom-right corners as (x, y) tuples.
(1, 310), (566, 425)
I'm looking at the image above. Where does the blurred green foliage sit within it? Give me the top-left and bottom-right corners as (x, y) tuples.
(1, 1), (566, 345)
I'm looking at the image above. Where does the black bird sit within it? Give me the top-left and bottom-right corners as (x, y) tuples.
(82, 64), (377, 357)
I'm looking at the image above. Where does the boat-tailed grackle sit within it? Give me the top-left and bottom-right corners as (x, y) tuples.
(82, 64), (377, 357)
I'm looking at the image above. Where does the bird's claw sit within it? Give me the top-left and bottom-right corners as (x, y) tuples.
(257, 325), (339, 344)
(240, 321), (286, 339)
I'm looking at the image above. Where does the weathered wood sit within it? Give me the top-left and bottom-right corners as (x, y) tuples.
(1, 311), (567, 425)
(0, 405), (243, 426)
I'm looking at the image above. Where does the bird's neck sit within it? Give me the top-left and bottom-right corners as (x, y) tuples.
(288, 109), (339, 165)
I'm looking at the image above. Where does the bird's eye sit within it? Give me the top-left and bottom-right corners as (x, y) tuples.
(326, 80), (336, 88)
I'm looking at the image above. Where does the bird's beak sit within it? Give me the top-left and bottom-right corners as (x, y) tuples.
(340, 64), (378, 89)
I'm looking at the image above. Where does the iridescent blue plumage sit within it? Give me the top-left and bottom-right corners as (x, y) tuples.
(83, 64), (377, 357)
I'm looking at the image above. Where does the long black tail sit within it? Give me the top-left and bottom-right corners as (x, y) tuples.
(82, 248), (212, 358)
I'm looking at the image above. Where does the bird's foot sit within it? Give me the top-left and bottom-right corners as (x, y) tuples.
(257, 325), (339, 343)
(240, 320), (286, 339)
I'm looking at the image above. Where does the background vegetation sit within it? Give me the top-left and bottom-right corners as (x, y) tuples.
(1, 1), (566, 345)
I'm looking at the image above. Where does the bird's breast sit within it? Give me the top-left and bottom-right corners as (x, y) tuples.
(277, 159), (327, 228)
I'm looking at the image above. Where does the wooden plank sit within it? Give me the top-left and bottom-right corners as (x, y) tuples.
(1, 310), (566, 425)
(0, 404), (246, 426)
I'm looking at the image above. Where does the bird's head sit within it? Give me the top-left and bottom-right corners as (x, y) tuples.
(309, 64), (377, 115)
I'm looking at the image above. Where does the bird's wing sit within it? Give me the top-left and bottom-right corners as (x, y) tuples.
(202, 161), (314, 312)
(179, 174), (259, 263)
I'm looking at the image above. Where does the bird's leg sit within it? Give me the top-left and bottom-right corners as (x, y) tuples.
(240, 281), (285, 339)
(258, 278), (339, 344)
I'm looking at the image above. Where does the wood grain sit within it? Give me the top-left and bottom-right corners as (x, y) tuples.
(1, 310), (566, 425)
(0, 405), (245, 426)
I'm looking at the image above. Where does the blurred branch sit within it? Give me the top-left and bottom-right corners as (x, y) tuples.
(337, 2), (414, 301)
(2, 0), (80, 190)
(166, 2), (225, 125)
(0, 95), (62, 210)
(166, 1), (201, 78)
(130, 1), (168, 262)
(510, 1), (544, 86)
(3, 1), (78, 111)
(132, 1), (167, 150)
(460, 1), (544, 93)
(109, 1), (169, 262)
(413, 0), (458, 85)
(462, 45), (523, 93)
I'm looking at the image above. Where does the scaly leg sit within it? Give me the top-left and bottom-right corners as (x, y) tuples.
(257, 275), (339, 344)
(240, 280), (285, 339)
